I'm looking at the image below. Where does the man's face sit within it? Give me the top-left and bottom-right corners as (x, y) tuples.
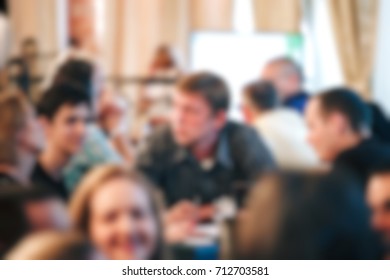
(367, 174), (390, 244)
(43, 103), (90, 156)
(305, 98), (345, 162)
(170, 91), (225, 147)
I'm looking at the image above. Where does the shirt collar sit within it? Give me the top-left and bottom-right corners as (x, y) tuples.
(173, 126), (233, 169)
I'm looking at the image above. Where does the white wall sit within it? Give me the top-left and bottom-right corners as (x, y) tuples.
(373, 0), (390, 115)
(7, 0), (67, 56)
(302, 0), (343, 93)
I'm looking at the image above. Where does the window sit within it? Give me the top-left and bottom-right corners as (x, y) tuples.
(190, 0), (342, 119)
(190, 0), (304, 119)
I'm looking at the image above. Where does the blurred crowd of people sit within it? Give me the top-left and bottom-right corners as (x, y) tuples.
(1, 33), (390, 260)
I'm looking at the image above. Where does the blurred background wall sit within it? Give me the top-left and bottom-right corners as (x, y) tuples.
(1, 0), (389, 115)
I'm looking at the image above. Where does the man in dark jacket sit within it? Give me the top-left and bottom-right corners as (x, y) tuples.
(137, 72), (275, 212)
(305, 87), (390, 186)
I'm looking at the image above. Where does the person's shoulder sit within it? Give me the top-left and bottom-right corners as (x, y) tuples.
(225, 121), (256, 134)
(361, 138), (390, 153)
(79, 124), (122, 162)
(136, 125), (179, 169)
(224, 121), (260, 143)
(146, 125), (173, 145)
(279, 107), (302, 116)
(85, 124), (107, 142)
(224, 121), (276, 168)
(139, 125), (176, 156)
(279, 108), (306, 126)
(371, 140), (390, 160)
(264, 108), (301, 121)
(79, 125), (110, 154)
(0, 173), (19, 190)
(31, 161), (43, 178)
(297, 91), (311, 99)
(31, 161), (52, 187)
(337, 138), (390, 165)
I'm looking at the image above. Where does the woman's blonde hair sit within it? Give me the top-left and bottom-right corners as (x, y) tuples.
(69, 164), (166, 259)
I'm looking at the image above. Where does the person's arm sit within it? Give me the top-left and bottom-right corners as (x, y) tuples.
(230, 125), (276, 206)
(369, 103), (390, 143)
(110, 134), (134, 166)
(64, 126), (122, 192)
(136, 130), (167, 186)
(163, 200), (216, 244)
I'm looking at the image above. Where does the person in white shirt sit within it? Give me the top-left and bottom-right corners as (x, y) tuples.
(241, 80), (321, 170)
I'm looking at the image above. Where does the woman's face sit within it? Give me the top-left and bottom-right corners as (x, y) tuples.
(89, 177), (159, 260)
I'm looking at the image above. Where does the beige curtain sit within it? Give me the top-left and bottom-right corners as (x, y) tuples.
(191, 0), (233, 31)
(252, 0), (301, 33)
(8, 0), (40, 54)
(105, 0), (190, 78)
(7, 0), (66, 56)
(105, 0), (234, 80)
(328, 0), (379, 99)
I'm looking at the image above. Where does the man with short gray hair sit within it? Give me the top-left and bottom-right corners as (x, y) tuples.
(261, 56), (309, 113)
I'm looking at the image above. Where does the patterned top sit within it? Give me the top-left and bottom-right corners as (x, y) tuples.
(64, 124), (122, 192)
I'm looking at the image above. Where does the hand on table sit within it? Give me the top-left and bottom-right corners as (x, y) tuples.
(164, 200), (197, 244)
(164, 201), (217, 244)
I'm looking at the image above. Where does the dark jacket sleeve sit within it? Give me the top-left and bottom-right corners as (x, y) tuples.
(231, 124), (277, 179)
(369, 103), (390, 143)
(136, 130), (167, 187)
